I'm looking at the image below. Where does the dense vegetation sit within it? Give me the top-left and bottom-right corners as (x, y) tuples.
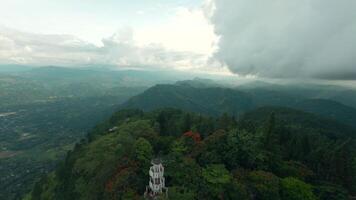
(26, 108), (356, 199)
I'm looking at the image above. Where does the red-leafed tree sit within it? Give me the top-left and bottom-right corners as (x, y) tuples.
(183, 131), (202, 143)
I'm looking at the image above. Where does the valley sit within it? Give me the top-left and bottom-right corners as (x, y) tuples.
(0, 67), (153, 199)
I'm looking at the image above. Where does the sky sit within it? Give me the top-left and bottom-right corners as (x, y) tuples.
(0, 0), (219, 72)
(1, 0), (356, 80)
(0, 0), (204, 47)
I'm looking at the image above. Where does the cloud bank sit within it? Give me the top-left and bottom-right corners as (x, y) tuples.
(209, 0), (356, 79)
(0, 26), (208, 71)
(0, 4), (221, 74)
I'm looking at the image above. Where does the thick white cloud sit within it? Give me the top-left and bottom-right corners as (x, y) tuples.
(136, 7), (217, 55)
(0, 26), (209, 71)
(209, 0), (356, 79)
(0, 6), (219, 72)
(0, 26), (98, 65)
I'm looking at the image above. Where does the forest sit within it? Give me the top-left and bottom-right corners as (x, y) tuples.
(25, 108), (356, 200)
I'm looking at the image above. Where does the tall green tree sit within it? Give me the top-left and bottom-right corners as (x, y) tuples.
(246, 170), (280, 200)
(202, 164), (232, 199)
(133, 138), (153, 167)
(182, 113), (192, 132)
(263, 112), (278, 152)
(280, 177), (317, 200)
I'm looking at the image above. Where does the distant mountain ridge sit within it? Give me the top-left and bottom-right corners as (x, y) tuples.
(121, 81), (356, 128)
(238, 80), (356, 109)
(240, 106), (356, 138)
(121, 84), (253, 116)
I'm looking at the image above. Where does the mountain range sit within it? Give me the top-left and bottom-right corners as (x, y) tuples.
(122, 80), (356, 129)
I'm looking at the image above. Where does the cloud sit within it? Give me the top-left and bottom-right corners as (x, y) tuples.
(99, 28), (208, 70)
(209, 0), (356, 80)
(0, 26), (98, 65)
(0, 6), (220, 73)
(0, 26), (209, 71)
(135, 7), (217, 55)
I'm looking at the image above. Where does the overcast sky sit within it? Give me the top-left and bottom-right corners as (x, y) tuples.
(1, 0), (355, 79)
(211, 0), (356, 80)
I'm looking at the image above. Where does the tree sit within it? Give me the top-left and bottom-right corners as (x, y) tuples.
(31, 177), (45, 200)
(170, 139), (188, 157)
(262, 113), (283, 172)
(197, 130), (227, 165)
(263, 112), (278, 152)
(166, 157), (202, 189)
(352, 156), (356, 194)
(314, 183), (349, 200)
(332, 139), (356, 194)
(224, 129), (266, 170)
(133, 138), (153, 168)
(217, 113), (236, 130)
(280, 177), (317, 200)
(157, 112), (168, 135)
(181, 113), (192, 132)
(226, 180), (249, 200)
(169, 186), (196, 200)
(202, 164), (232, 198)
(246, 170), (280, 200)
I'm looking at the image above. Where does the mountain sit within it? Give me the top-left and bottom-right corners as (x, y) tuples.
(175, 78), (221, 88)
(238, 80), (356, 109)
(122, 83), (356, 128)
(25, 108), (356, 200)
(121, 84), (253, 116)
(293, 99), (356, 129)
(240, 106), (356, 139)
(0, 65), (34, 73)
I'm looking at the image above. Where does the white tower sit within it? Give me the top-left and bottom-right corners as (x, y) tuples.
(144, 159), (168, 199)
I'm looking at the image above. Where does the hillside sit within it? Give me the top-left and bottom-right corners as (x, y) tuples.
(121, 83), (356, 128)
(122, 84), (253, 116)
(238, 81), (356, 109)
(25, 108), (356, 200)
(240, 107), (356, 138)
(293, 99), (356, 128)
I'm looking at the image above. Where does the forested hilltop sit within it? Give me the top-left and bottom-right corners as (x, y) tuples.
(26, 108), (356, 200)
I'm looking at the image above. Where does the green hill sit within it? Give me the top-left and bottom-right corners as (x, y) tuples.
(293, 99), (356, 128)
(238, 80), (356, 109)
(122, 83), (356, 128)
(122, 84), (253, 116)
